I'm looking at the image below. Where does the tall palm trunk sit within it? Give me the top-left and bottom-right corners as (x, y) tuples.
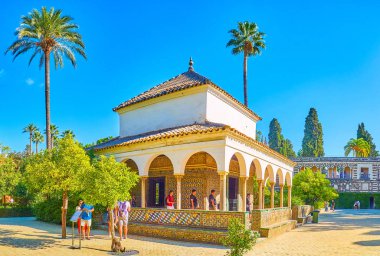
(35, 142), (38, 154)
(45, 53), (52, 150)
(243, 52), (248, 107)
(62, 191), (68, 239)
(29, 132), (33, 155)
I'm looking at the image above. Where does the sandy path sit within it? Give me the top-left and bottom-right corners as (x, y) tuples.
(0, 209), (379, 256)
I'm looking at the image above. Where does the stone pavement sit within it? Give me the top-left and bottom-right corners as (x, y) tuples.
(0, 209), (379, 255)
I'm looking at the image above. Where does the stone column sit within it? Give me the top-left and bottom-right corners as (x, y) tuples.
(218, 171), (228, 211)
(175, 175), (183, 210)
(141, 176), (148, 208)
(238, 177), (248, 212)
(258, 180), (263, 209)
(270, 182), (275, 208)
(287, 185), (292, 208)
(280, 184), (284, 207)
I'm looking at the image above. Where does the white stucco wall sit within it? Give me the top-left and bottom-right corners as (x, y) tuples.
(119, 92), (207, 137)
(205, 90), (257, 139)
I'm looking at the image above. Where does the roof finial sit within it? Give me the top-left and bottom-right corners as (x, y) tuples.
(188, 57), (194, 71)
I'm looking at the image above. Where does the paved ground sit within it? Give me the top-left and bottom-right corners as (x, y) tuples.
(0, 209), (379, 256)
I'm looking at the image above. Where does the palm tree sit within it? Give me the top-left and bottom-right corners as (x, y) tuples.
(45, 124), (59, 148)
(61, 130), (75, 138)
(32, 131), (44, 153)
(344, 138), (371, 157)
(6, 7), (86, 150)
(23, 124), (37, 155)
(227, 21), (265, 107)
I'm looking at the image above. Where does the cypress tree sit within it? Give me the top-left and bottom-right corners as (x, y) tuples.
(268, 118), (282, 152)
(268, 118), (296, 157)
(357, 122), (378, 157)
(301, 108), (324, 157)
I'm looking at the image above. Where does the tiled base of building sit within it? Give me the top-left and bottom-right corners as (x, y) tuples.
(128, 223), (227, 244)
(259, 220), (297, 238)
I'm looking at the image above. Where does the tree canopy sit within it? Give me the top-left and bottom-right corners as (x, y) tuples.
(293, 168), (338, 207)
(268, 118), (296, 158)
(0, 150), (21, 198)
(357, 123), (378, 157)
(301, 108), (324, 157)
(344, 138), (371, 157)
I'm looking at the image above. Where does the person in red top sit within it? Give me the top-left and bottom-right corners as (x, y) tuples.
(166, 190), (175, 209)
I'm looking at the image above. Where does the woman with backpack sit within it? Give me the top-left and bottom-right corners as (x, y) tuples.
(116, 199), (131, 240)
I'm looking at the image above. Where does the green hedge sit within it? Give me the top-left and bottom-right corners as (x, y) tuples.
(335, 192), (380, 209)
(0, 207), (34, 217)
(33, 198), (106, 227)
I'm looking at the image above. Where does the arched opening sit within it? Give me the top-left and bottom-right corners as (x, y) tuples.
(124, 159), (141, 207)
(227, 154), (241, 211)
(263, 165), (274, 208)
(274, 169), (284, 207)
(183, 151), (218, 210)
(284, 172), (292, 207)
(147, 155), (174, 208)
(344, 166), (351, 179)
(247, 159), (261, 210)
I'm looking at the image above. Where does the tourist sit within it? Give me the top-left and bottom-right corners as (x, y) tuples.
(246, 193), (252, 212)
(209, 190), (217, 210)
(116, 199), (131, 240)
(75, 199), (87, 235)
(131, 194), (137, 207)
(357, 200), (361, 210)
(166, 190), (175, 209)
(324, 201), (329, 212)
(331, 200), (335, 212)
(80, 202), (94, 240)
(190, 189), (198, 209)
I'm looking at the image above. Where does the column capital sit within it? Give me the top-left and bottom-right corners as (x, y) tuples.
(174, 174), (184, 179)
(279, 184), (284, 188)
(270, 182), (275, 186)
(217, 170), (228, 176)
(287, 184), (292, 188)
(141, 176), (148, 180)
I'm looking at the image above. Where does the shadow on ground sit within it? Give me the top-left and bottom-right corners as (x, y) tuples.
(353, 240), (380, 247)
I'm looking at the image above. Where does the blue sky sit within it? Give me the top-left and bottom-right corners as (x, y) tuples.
(1, 1), (380, 156)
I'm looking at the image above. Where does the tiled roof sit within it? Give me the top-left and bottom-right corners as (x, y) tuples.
(91, 122), (227, 151)
(113, 69), (261, 120)
(91, 122), (295, 167)
(113, 70), (211, 111)
(292, 157), (380, 163)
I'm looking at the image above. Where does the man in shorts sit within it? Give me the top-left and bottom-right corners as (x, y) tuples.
(116, 199), (131, 240)
(80, 202), (94, 240)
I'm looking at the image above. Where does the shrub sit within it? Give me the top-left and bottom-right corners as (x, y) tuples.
(222, 218), (259, 256)
(0, 206), (33, 217)
(33, 196), (106, 227)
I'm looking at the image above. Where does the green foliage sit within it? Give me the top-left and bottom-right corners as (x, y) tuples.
(335, 192), (380, 209)
(0, 206), (33, 217)
(6, 7), (86, 69)
(301, 108), (324, 157)
(25, 135), (92, 195)
(357, 123), (378, 157)
(222, 218), (258, 256)
(268, 118), (282, 152)
(293, 168), (338, 207)
(0, 153), (21, 198)
(344, 138), (371, 157)
(268, 118), (296, 158)
(256, 130), (265, 143)
(81, 155), (139, 209)
(226, 21), (266, 56)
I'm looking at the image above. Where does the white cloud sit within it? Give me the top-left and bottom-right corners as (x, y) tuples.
(25, 78), (35, 85)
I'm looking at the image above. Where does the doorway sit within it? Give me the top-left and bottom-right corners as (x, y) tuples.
(148, 177), (165, 208)
(370, 196), (375, 209)
(228, 177), (238, 211)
